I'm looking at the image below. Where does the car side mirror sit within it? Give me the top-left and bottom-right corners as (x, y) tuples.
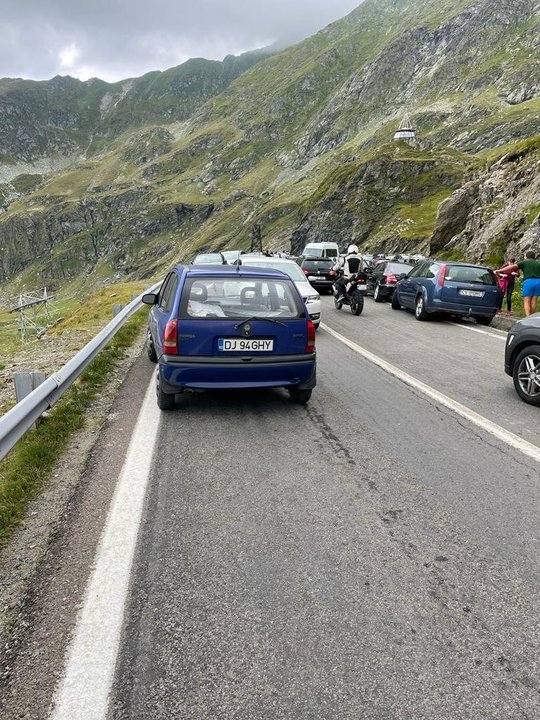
(142, 293), (158, 305)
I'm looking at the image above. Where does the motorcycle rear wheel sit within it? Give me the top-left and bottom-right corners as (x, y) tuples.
(350, 290), (364, 315)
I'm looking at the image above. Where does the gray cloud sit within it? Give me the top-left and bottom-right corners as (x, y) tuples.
(0, 0), (362, 83)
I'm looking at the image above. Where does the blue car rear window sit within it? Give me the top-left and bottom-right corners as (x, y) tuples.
(446, 266), (496, 285)
(179, 276), (304, 319)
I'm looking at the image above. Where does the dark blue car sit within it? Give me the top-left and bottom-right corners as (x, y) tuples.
(143, 265), (316, 409)
(391, 260), (500, 325)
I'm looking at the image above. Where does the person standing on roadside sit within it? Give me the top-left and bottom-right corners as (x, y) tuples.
(495, 257), (519, 315)
(496, 250), (540, 316)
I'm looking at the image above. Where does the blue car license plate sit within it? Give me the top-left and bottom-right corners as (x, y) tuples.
(218, 338), (274, 352)
(459, 289), (484, 297)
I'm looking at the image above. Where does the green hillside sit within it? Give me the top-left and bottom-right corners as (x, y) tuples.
(0, 0), (539, 293)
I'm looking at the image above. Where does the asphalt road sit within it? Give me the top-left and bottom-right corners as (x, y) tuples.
(107, 297), (540, 720)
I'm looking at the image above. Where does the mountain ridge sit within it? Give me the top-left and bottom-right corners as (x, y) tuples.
(0, 0), (539, 294)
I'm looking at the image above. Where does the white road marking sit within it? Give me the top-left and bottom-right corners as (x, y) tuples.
(444, 321), (507, 341)
(50, 376), (161, 720)
(321, 323), (540, 464)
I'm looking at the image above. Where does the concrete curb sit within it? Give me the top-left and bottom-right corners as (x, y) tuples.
(490, 314), (519, 332)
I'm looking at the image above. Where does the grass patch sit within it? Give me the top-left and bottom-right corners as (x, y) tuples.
(0, 309), (148, 545)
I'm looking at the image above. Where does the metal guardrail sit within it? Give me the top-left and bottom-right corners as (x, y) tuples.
(0, 282), (161, 461)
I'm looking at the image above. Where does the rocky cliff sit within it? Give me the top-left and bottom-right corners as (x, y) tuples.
(0, 0), (539, 293)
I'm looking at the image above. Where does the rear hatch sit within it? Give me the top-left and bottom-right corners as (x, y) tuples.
(176, 273), (308, 357)
(302, 259), (335, 282)
(439, 264), (500, 308)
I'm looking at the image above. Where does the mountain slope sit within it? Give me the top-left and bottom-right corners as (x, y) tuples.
(0, 0), (539, 292)
(0, 48), (271, 172)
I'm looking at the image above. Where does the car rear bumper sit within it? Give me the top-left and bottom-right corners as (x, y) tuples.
(159, 353), (317, 391)
(308, 279), (333, 288)
(431, 299), (497, 317)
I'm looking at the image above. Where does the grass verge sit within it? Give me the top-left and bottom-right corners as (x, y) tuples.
(0, 310), (148, 546)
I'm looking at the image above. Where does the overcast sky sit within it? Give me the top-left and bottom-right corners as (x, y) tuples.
(0, 0), (362, 83)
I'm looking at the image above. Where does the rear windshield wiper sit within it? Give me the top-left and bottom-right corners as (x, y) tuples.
(234, 316), (287, 329)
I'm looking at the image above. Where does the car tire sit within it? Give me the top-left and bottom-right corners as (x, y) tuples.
(475, 316), (493, 326)
(289, 387), (312, 405)
(350, 290), (364, 315)
(415, 294), (428, 321)
(373, 282), (385, 303)
(146, 328), (158, 362)
(156, 369), (175, 410)
(391, 292), (401, 310)
(512, 344), (540, 406)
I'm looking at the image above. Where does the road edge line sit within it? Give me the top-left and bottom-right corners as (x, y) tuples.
(321, 323), (540, 464)
(50, 374), (161, 720)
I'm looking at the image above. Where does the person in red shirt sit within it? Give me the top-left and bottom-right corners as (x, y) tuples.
(495, 257), (519, 315)
(496, 250), (540, 316)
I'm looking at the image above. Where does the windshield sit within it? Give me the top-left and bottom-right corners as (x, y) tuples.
(180, 277), (302, 319)
(242, 260), (307, 282)
(302, 246), (323, 257)
(193, 254), (224, 264)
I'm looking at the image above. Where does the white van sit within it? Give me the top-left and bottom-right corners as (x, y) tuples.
(301, 242), (340, 259)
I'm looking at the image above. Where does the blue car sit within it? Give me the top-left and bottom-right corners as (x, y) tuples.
(143, 265), (317, 409)
(391, 260), (501, 325)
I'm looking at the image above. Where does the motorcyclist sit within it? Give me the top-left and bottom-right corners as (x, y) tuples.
(333, 245), (364, 301)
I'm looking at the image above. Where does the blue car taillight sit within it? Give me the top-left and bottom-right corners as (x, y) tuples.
(306, 320), (316, 353)
(163, 320), (178, 354)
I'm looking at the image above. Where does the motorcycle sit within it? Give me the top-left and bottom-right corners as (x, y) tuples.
(332, 270), (367, 315)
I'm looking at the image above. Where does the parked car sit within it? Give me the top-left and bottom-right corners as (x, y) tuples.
(505, 314), (540, 405)
(240, 255), (322, 327)
(143, 265), (316, 409)
(299, 257), (336, 293)
(391, 260), (501, 324)
(366, 261), (414, 302)
(192, 252), (227, 265)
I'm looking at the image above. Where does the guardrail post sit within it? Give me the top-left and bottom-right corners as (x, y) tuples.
(14, 372), (47, 429)
(14, 372), (47, 404)
(112, 303), (127, 317)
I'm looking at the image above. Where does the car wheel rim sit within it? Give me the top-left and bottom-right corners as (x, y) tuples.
(517, 354), (540, 398)
(374, 285), (379, 299)
(416, 297), (423, 316)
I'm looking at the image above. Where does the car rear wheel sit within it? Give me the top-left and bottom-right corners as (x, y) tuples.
(512, 345), (540, 406)
(391, 292), (401, 310)
(289, 387), (312, 405)
(415, 295), (428, 321)
(373, 282), (385, 303)
(350, 290), (364, 315)
(156, 369), (175, 410)
(146, 328), (157, 362)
